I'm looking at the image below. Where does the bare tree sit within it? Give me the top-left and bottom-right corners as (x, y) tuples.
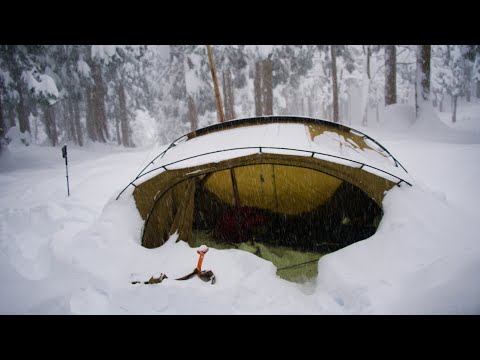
(385, 45), (397, 106)
(206, 45), (225, 123)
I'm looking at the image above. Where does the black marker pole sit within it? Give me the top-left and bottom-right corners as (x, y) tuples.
(62, 145), (70, 197)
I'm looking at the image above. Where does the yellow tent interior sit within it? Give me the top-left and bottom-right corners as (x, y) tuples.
(124, 117), (409, 282)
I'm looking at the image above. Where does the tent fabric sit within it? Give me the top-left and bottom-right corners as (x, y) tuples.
(124, 116), (409, 249)
(135, 153), (397, 248)
(204, 164), (343, 215)
(140, 178), (196, 248)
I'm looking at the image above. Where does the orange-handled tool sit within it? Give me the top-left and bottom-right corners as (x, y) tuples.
(196, 246), (209, 272)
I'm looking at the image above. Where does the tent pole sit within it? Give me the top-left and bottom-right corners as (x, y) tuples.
(230, 168), (240, 207)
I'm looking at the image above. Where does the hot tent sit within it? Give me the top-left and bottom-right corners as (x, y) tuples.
(118, 116), (411, 278)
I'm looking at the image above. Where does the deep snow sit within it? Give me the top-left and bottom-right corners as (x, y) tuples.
(1, 104), (480, 314)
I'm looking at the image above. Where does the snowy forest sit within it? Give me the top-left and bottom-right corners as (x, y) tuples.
(1, 44), (480, 315)
(0, 45), (479, 151)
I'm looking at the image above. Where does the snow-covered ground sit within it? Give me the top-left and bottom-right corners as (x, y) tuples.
(1, 103), (480, 314)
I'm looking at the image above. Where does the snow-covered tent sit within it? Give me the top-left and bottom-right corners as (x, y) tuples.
(118, 116), (411, 269)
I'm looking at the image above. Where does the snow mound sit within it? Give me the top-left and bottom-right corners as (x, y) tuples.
(315, 184), (480, 314)
(381, 104), (415, 132)
(5, 126), (31, 147)
(414, 103), (457, 138)
(380, 103), (480, 144)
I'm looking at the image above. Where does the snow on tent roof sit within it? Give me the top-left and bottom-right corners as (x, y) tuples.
(117, 116), (411, 251)
(125, 116), (410, 186)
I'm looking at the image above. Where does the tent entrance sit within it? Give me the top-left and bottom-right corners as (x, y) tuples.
(191, 164), (383, 282)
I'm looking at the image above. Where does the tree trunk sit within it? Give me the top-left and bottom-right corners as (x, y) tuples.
(118, 82), (132, 147)
(33, 111), (38, 143)
(385, 45), (397, 106)
(222, 69), (235, 121)
(206, 45), (225, 123)
(228, 71), (235, 120)
(91, 61), (108, 142)
(308, 95), (313, 117)
(465, 63), (471, 102)
(362, 46), (371, 127)
(16, 82), (30, 135)
(67, 100), (74, 143)
(116, 116), (121, 145)
(452, 95), (458, 123)
(112, 75), (121, 145)
(347, 90), (351, 125)
(86, 87), (97, 142)
(0, 94), (5, 151)
(43, 104), (58, 147)
(73, 99), (83, 146)
(222, 71), (229, 120)
(188, 95), (198, 132)
(254, 61), (263, 116)
(439, 97), (443, 112)
(65, 100), (76, 144)
(7, 105), (16, 128)
(476, 80), (480, 99)
(346, 97), (350, 123)
(331, 45), (339, 122)
(0, 95), (4, 134)
(415, 45), (431, 118)
(262, 59), (273, 116)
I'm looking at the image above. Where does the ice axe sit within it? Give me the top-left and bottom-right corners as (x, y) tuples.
(176, 245), (216, 284)
(131, 246), (216, 285)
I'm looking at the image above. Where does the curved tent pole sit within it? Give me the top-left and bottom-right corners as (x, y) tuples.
(123, 145), (412, 193)
(115, 134), (188, 200)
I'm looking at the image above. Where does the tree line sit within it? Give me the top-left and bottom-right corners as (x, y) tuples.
(1, 45), (478, 153)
